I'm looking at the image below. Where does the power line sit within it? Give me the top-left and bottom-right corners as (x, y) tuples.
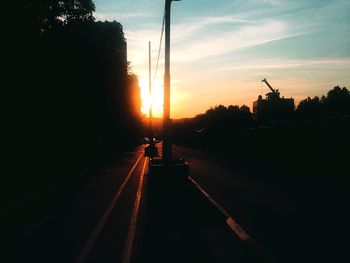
(153, 6), (166, 84)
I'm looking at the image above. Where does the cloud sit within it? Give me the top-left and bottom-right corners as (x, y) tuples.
(216, 59), (350, 71)
(124, 16), (296, 68)
(124, 11), (323, 83)
(258, 0), (280, 6)
(124, 28), (164, 66)
(171, 15), (253, 40)
(94, 11), (151, 21)
(171, 20), (291, 62)
(120, 1), (331, 73)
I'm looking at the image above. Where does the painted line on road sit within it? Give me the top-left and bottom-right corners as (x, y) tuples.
(75, 153), (143, 263)
(189, 176), (273, 263)
(226, 217), (250, 241)
(189, 177), (231, 219)
(121, 157), (147, 263)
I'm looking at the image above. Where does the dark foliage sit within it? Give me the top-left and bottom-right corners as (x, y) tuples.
(5, 1), (143, 202)
(172, 104), (254, 147)
(295, 86), (350, 121)
(172, 86), (350, 152)
(172, 88), (349, 190)
(22, 0), (95, 33)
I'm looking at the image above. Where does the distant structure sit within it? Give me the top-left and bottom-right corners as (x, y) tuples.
(127, 74), (142, 118)
(253, 78), (294, 122)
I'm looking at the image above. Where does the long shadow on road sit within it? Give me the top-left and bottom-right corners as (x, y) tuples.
(134, 172), (263, 263)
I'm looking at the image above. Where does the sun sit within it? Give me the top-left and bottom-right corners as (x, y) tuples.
(139, 77), (163, 118)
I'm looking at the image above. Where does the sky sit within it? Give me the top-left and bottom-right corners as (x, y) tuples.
(94, 0), (350, 118)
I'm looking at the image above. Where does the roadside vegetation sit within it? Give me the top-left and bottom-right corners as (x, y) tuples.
(5, 1), (144, 204)
(173, 86), (350, 184)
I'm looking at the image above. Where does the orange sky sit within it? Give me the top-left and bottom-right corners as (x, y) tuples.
(138, 64), (349, 119)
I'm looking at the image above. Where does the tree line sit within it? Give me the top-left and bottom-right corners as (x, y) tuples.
(172, 86), (349, 184)
(295, 86), (350, 121)
(201, 85), (348, 125)
(172, 86), (350, 146)
(6, 1), (144, 198)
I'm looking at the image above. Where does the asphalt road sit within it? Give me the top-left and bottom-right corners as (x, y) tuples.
(2, 146), (146, 263)
(3, 145), (257, 263)
(173, 144), (350, 262)
(3, 144), (348, 262)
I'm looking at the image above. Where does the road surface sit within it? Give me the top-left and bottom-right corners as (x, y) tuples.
(3, 146), (146, 262)
(173, 144), (350, 262)
(2, 144), (349, 262)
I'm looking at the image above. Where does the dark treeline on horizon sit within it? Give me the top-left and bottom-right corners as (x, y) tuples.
(295, 86), (350, 121)
(172, 85), (349, 184)
(173, 85), (350, 140)
(5, 1), (144, 202)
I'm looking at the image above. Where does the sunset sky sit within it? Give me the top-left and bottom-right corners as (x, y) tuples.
(94, 0), (350, 118)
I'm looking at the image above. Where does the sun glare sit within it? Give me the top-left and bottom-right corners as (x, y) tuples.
(140, 77), (163, 118)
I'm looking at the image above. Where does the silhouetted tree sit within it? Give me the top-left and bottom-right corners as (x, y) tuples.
(9, 2), (144, 198)
(203, 104), (253, 130)
(172, 104), (254, 147)
(324, 86), (350, 116)
(23, 0), (95, 33)
(296, 86), (350, 121)
(295, 96), (323, 121)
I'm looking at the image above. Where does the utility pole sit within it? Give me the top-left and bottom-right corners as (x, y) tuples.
(149, 0), (188, 179)
(149, 41), (153, 145)
(163, 0), (180, 163)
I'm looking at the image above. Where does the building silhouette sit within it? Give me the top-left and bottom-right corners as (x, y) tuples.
(253, 78), (294, 122)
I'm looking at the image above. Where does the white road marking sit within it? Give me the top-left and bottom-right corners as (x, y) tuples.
(75, 153), (143, 263)
(121, 157), (147, 263)
(226, 218), (250, 241)
(189, 176), (273, 262)
(189, 177), (231, 218)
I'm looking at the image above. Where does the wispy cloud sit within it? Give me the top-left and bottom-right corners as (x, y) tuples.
(172, 20), (293, 62)
(171, 15), (254, 41)
(94, 11), (151, 21)
(261, 0), (280, 6)
(125, 11), (322, 79)
(124, 28), (163, 66)
(216, 59), (350, 72)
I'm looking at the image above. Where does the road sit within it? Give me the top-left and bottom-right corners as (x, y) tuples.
(2, 144), (349, 262)
(3, 146), (146, 263)
(173, 145), (350, 262)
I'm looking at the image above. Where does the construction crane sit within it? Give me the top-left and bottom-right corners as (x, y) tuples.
(261, 78), (280, 100)
(254, 78), (295, 122)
